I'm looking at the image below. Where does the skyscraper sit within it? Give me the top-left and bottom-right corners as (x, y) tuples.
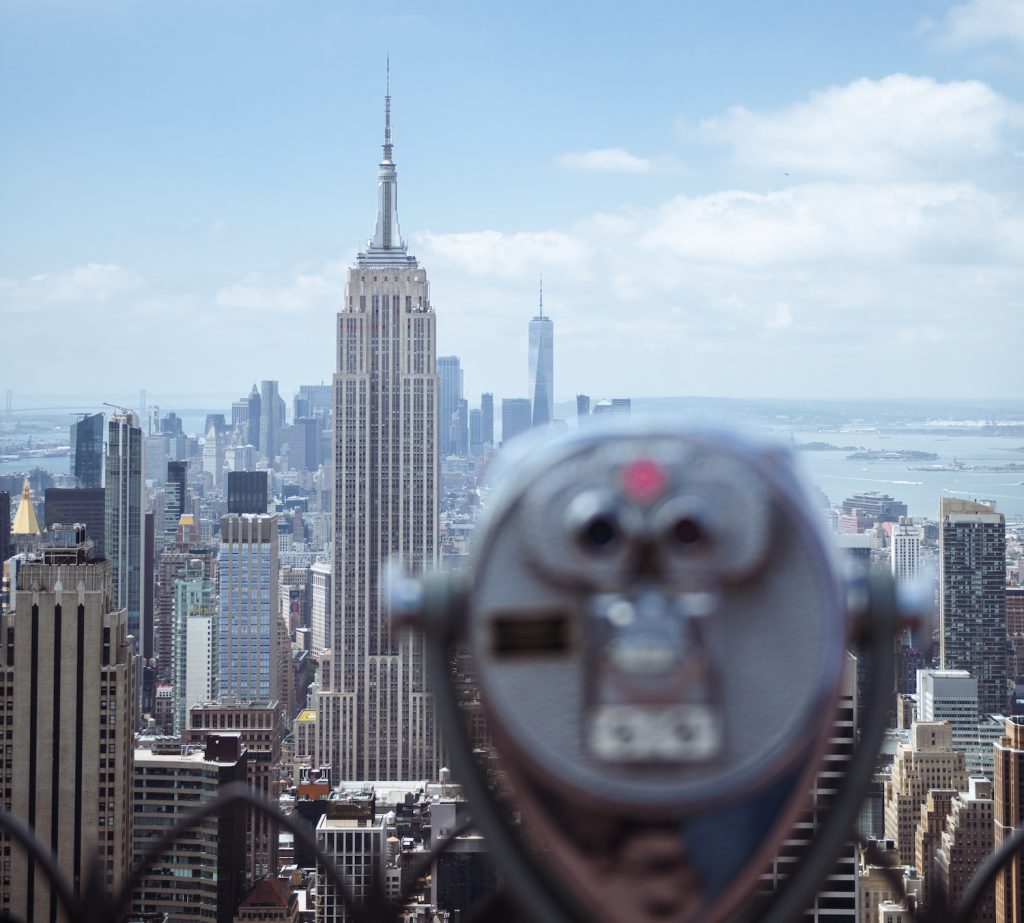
(995, 717), (1024, 923)
(218, 514), (279, 703)
(437, 355), (465, 458)
(246, 383), (262, 451)
(173, 563), (218, 734)
(259, 380), (281, 467)
(317, 77), (440, 782)
(884, 721), (967, 865)
(228, 470), (270, 514)
(0, 491), (9, 566)
(501, 398), (532, 445)
(105, 411), (146, 651)
(760, 653), (859, 920)
(131, 735), (247, 923)
(890, 516), (924, 584)
(44, 487), (105, 557)
(916, 669), (988, 776)
(469, 408), (482, 457)
(940, 498), (1007, 714)
(480, 392), (494, 447)
(0, 526), (135, 918)
(936, 779), (994, 920)
(528, 279), (553, 428)
(70, 411), (104, 488)
(165, 459), (188, 545)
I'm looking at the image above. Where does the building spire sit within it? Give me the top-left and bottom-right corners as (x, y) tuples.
(383, 55), (393, 164)
(539, 274), (544, 318)
(358, 59), (417, 268)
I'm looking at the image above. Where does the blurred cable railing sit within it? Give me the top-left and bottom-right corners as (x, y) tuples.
(2, 703), (1024, 922)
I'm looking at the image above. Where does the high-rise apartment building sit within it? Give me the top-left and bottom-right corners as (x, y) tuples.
(884, 722), (968, 865)
(218, 514), (279, 702)
(173, 565), (218, 734)
(132, 735), (247, 923)
(935, 778), (994, 921)
(480, 392), (494, 447)
(1008, 588), (1024, 681)
(316, 808), (392, 923)
(576, 394), (591, 421)
(437, 355), (465, 458)
(891, 516), (924, 584)
(316, 82), (441, 782)
(916, 669), (987, 775)
(761, 652), (859, 920)
(105, 411), (146, 652)
(940, 498), (1007, 715)
(995, 717), (1024, 923)
(0, 526), (134, 918)
(154, 536), (215, 686)
(915, 789), (958, 907)
(310, 560), (331, 658)
(70, 411), (104, 488)
(501, 398), (532, 446)
(528, 282), (554, 428)
(186, 703), (281, 884)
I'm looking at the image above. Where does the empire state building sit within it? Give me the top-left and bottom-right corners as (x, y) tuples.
(316, 85), (441, 781)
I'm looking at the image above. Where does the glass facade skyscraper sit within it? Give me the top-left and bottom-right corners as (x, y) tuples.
(105, 411), (145, 650)
(218, 514), (278, 702)
(71, 411), (104, 488)
(528, 282), (554, 428)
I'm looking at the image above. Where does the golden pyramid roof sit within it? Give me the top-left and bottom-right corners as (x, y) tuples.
(12, 478), (42, 536)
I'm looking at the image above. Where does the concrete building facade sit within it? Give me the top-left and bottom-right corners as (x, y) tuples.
(994, 717), (1024, 923)
(884, 721), (968, 865)
(316, 85), (441, 783)
(131, 735), (247, 923)
(0, 528), (135, 918)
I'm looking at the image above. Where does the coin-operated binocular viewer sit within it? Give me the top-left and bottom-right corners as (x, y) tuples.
(396, 422), (914, 923)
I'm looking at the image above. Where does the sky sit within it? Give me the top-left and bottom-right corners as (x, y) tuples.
(2, 0), (1023, 411)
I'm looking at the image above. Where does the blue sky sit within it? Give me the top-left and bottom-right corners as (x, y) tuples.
(2, 0), (1023, 409)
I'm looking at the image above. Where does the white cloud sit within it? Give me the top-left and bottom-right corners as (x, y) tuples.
(1, 262), (144, 312)
(417, 229), (591, 280)
(700, 74), (1020, 180)
(559, 147), (653, 173)
(635, 182), (1021, 268)
(932, 0), (1024, 49)
(214, 262), (346, 314)
(421, 174), (1023, 399)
